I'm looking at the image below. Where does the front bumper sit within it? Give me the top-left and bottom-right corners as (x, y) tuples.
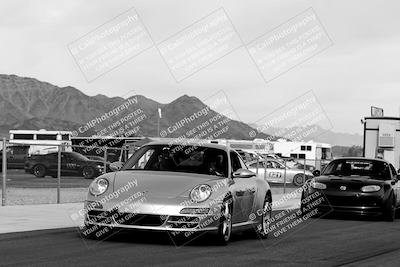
(83, 199), (223, 233)
(302, 188), (386, 216)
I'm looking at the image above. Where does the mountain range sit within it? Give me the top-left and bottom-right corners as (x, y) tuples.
(0, 74), (363, 146)
(0, 74), (268, 140)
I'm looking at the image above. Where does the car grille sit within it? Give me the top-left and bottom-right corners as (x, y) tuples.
(87, 210), (166, 227)
(115, 213), (166, 226)
(166, 216), (200, 229)
(323, 195), (381, 207)
(87, 210), (116, 224)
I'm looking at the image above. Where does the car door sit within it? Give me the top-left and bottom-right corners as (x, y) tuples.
(264, 160), (284, 183)
(230, 151), (257, 223)
(13, 146), (29, 169)
(64, 153), (82, 175)
(5, 147), (17, 169)
(46, 153), (61, 174)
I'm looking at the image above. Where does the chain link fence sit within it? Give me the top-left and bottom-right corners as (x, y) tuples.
(0, 138), (138, 206)
(0, 137), (331, 206)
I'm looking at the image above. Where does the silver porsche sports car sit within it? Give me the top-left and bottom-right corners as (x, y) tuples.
(82, 141), (272, 245)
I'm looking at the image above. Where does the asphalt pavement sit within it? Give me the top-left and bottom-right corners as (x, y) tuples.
(1, 214), (399, 266)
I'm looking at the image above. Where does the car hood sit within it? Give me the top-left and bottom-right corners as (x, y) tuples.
(315, 175), (386, 186)
(86, 160), (109, 166)
(112, 170), (226, 199)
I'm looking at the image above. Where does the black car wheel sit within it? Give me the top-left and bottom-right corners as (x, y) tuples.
(33, 164), (46, 178)
(293, 174), (305, 186)
(383, 194), (396, 222)
(82, 166), (96, 179)
(215, 197), (232, 246)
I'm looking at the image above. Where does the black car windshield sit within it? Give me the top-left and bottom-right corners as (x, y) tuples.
(322, 159), (391, 180)
(122, 144), (228, 177)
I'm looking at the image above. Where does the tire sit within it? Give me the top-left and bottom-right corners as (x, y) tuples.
(383, 194), (396, 222)
(293, 174), (306, 187)
(33, 164), (46, 178)
(215, 197), (233, 246)
(82, 166), (96, 179)
(254, 194), (272, 239)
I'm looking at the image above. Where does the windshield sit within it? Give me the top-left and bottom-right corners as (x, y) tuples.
(122, 144), (228, 177)
(322, 159), (391, 180)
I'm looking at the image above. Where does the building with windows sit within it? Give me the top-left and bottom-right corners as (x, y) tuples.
(271, 139), (332, 169)
(9, 129), (72, 154)
(363, 116), (400, 169)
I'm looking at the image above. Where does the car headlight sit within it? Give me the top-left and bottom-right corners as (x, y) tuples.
(190, 184), (212, 203)
(89, 178), (109, 196)
(361, 185), (381, 192)
(310, 180), (327, 190)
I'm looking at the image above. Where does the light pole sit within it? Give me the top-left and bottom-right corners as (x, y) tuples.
(157, 107), (161, 137)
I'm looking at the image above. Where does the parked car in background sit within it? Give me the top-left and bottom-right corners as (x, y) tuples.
(25, 152), (109, 179)
(0, 145), (30, 169)
(247, 159), (314, 186)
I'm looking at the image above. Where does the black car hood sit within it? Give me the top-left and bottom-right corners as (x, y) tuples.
(315, 175), (386, 186)
(86, 160), (109, 166)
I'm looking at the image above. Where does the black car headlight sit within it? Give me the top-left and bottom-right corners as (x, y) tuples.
(361, 185), (381, 192)
(190, 184), (212, 203)
(310, 180), (327, 190)
(89, 178), (109, 196)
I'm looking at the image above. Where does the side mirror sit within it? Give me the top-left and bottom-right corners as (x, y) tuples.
(110, 161), (123, 172)
(312, 170), (321, 177)
(232, 168), (256, 178)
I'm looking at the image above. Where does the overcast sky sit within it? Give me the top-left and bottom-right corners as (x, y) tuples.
(1, 0), (399, 135)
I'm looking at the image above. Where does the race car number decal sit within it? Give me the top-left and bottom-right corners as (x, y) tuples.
(66, 163), (78, 169)
(269, 172), (282, 178)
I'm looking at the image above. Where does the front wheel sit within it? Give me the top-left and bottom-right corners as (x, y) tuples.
(33, 164), (46, 178)
(215, 198), (232, 246)
(82, 166), (96, 179)
(293, 174), (305, 186)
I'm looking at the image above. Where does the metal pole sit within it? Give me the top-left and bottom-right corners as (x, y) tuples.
(256, 156), (259, 175)
(104, 147), (107, 173)
(264, 156), (267, 180)
(157, 111), (160, 138)
(57, 144), (61, 204)
(2, 138), (7, 206)
(283, 159), (287, 194)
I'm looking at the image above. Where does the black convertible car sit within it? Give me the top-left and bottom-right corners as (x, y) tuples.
(25, 152), (108, 179)
(301, 157), (400, 221)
